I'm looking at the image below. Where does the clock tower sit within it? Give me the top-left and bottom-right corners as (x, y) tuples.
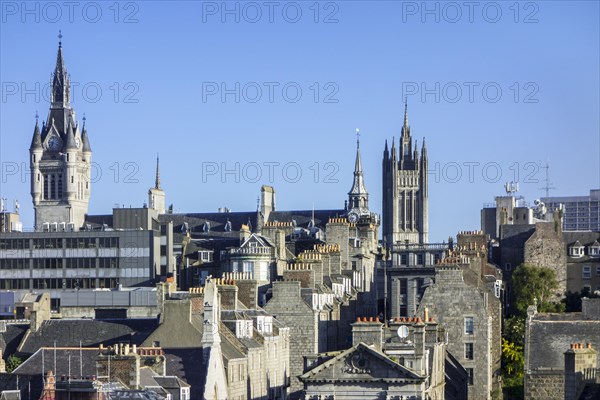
(346, 130), (379, 226)
(30, 34), (92, 231)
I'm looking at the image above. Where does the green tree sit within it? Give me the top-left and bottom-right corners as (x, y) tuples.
(6, 354), (23, 373)
(511, 263), (564, 317)
(502, 338), (525, 399)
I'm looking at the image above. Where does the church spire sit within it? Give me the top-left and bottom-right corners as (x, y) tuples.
(354, 129), (363, 174)
(348, 129), (369, 211)
(155, 154), (161, 189)
(51, 30), (70, 107)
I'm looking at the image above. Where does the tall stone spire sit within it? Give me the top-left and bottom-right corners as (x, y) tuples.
(403, 100), (409, 130)
(51, 30), (70, 107)
(155, 154), (161, 189)
(148, 155), (166, 215)
(348, 129), (369, 213)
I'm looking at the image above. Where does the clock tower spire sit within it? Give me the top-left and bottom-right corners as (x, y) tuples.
(30, 33), (92, 231)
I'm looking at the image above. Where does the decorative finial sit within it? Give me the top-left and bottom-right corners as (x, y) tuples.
(82, 113), (86, 127)
(58, 30), (63, 47)
(35, 111), (39, 125)
(356, 128), (360, 149)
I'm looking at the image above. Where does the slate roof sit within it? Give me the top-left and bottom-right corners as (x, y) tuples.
(159, 212), (259, 243)
(269, 209), (345, 230)
(163, 348), (206, 400)
(12, 347), (98, 376)
(153, 376), (190, 388)
(563, 231), (600, 262)
(0, 324), (28, 359)
(527, 313), (600, 370)
(17, 318), (159, 355)
(107, 390), (167, 399)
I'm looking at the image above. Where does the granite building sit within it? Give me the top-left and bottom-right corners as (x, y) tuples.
(524, 298), (600, 399)
(382, 103), (428, 245)
(30, 35), (92, 231)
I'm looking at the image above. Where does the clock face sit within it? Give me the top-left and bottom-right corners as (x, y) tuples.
(348, 212), (359, 223)
(47, 136), (62, 151)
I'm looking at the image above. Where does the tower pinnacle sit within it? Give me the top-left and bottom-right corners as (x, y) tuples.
(403, 99), (409, 129)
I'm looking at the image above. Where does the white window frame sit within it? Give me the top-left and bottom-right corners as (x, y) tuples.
(583, 265), (592, 279)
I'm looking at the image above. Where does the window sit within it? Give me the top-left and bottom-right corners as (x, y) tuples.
(583, 266), (591, 279)
(465, 343), (474, 360)
(570, 245), (584, 257)
(464, 317), (474, 335)
(505, 263), (512, 271)
(596, 266), (600, 277)
(417, 254), (424, 265)
(466, 368), (474, 385)
(401, 254), (408, 265)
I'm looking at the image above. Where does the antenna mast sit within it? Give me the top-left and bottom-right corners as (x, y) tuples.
(540, 162), (556, 198)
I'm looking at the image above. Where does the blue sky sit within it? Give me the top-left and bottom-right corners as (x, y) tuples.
(1, 1), (599, 241)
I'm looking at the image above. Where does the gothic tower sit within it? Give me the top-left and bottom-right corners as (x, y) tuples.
(30, 34), (92, 231)
(382, 103), (428, 244)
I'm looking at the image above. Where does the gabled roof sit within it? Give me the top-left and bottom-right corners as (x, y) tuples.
(299, 342), (425, 383)
(240, 233), (274, 248)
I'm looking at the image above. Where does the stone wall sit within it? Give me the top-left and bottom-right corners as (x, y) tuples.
(524, 369), (564, 400)
(264, 281), (318, 399)
(417, 266), (501, 400)
(524, 222), (567, 299)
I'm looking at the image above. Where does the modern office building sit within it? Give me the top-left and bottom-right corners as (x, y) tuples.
(542, 189), (600, 232)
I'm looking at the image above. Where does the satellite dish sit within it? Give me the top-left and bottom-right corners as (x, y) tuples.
(397, 325), (409, 339)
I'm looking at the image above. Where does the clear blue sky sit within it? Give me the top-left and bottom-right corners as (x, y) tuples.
(1, 1), (599, 241)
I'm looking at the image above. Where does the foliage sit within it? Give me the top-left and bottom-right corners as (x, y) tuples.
(503, 316), (525, 347)
(502, 338), (524, 376)
(6, 354), (23, 373)
(511, 264), (564, 317)
(563, 288), (600, 312)
(501, 338), (524, 399)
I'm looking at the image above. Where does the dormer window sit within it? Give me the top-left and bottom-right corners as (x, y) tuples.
(589, 241), (600, 258)
(570, 242), (584, 258)
(236, 320), (253, 339)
